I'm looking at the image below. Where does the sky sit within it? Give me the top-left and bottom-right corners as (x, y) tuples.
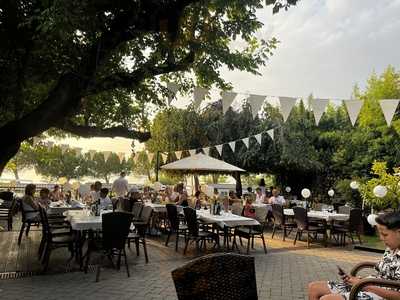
(3, 0), (400, 181)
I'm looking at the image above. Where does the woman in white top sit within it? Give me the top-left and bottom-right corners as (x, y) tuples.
(255, 187), (266, 204)
(268, 189), (286, 206)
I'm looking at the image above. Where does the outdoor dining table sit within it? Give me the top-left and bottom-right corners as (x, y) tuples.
(196, 209), (260, 249)
(143, 202), (184, 214)
(283, 209), (349, 222)
(48, 201), (85, 215)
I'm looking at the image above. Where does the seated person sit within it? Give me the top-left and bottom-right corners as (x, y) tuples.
(49, 184), (64, 202)
(176, 188), (189, 207)
(38, 188), (51, 209)
(128, 186), (141, 203)
(228, 190), (241, 206)
(194, 191), (202, 209)
(98, 188), (112, 210)
(308, 211), (400, 300)
(268, 189), (286, 206)
(22, 184), (40, 221)
(243, 196), (256, 218)
(64, 190), (72, 204)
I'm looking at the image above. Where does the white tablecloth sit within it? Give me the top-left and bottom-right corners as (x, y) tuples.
(284, 209), (349, 222)
(144, 202), (183, 214)
(196, 210), (260, 228)
(65, 210), (112, 231)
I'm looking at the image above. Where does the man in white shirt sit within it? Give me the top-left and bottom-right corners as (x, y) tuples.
(268, 189), (286, 206)
(112, 172), (129, 197)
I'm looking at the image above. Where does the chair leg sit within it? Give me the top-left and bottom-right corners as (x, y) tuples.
(95, 254), (105, 282)
(251, 236), (254, 249)
(271, 224), (276, 239)
(175, 232), (179, 252)
(43, 244), (52, 272)
(261, 234), (267, 254)
(25, 223), (31, 236)
(183, 239), (189, 255)
(142, 238), (149, 263)
(293, 230), (299, 245)
(283, 226), (286, 241)
(135, 239), (140, 256)
(18, 222), (26, 245)
(246, 238), (251, 255)
(165, 231), (171, 247)
(123, 248), (130, 277)
(117, 250), (122, 270)
(307, 232), (310, 248)
(357, 233), (362, 244)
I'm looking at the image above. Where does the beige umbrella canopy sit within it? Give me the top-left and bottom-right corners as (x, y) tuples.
(160, 153), (245, 174)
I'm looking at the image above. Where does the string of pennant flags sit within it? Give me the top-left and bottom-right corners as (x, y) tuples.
(167, 83), (400, 126)
(30, 85), (399, 166)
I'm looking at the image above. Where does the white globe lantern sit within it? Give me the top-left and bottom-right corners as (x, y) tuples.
(373, 185), (387, 198)
(367, 214), (378, 226)
(328, 189), (335, 197)
(285, 186), (291, 193)
(301, 188), (311, 199)
(350, 181), (359, 190)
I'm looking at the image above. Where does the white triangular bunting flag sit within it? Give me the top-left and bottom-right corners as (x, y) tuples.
(189, 149), (196, 156)
(242, 137), (249, 148)
(74, 147), (82, 158)
(133, 154), (140, 163)
(193, 87), (208, 109)
(215, 145), (223, 156)
(221, 91), (237, 114)
(161, 153), (168, 163)
(147, 152), (154, 163)
(60, 144), (69, 155)
(310, 98), (330, 125)
(117, 152), (125, 162)
(344, 99), (363, 126)
(380, 99), (400, 126)
(88, 150), (96, 160)
(228, 141), (236, 153)
(167, 82), (179, 106)
(203, 147), (210, 156)
(103, 151), (112, 161)
(254, 133), (262, 145)
(279, 96), (297, 122)
(267, 129), (274, 140)
(46, 141), (54, 151)
(175, 151), (183, 160)
(248, 94), (266, 118)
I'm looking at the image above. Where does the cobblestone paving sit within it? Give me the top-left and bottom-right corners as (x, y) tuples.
(0, 230), (381, 300)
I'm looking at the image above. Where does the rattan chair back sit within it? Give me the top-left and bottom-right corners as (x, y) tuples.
(293, 206), (308, 231)
(183, 207), (199, 236)
(271, 204), (285, 225)
(349, 208), (363, 232)
(132, 202), (143, 219)
(166, 204), (179, 230)
(171, 253), (258, 300)
(102, 212), (132, 250)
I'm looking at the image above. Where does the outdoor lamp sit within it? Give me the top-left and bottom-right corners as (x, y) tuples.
(328, 189), (335, 197)
(301, 188), (311, 199)
(373, 185), (388, 198)
(285, 186), (291, 193)
(350, 181), (359, 190)
(367, 214), (377, 226)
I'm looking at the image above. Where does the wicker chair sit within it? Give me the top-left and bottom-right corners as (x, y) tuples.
(0, 198), (17, 230)
(114, 197), (133, 212)
(331, 208), (363, 246)
(232, 206), (268, 254)
(271, 204), (296, 241)
(348, 261), (400, 299)
(293, 207), (327, 248)
(84, 212), (133, 282)
(171, 253), (258, 300)
(183, 207), (219, 255)
(132, 202), (143, 221)
(18, 199), (41, 245)
(38, 205), (74, 272)
(127, 205), (153, 263)
(165, 204), (188, 251)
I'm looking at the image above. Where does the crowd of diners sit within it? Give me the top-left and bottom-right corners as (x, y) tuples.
(19, 173), (289, 220)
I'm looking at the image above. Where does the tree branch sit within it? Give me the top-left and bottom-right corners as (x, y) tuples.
(89, 49), (196, 94)
(59, 120), (151, 142)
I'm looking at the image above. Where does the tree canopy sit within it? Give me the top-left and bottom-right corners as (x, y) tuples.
(0, 0), (298, 173)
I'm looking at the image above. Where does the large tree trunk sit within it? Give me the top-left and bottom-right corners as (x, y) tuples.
(0, 73), (86, 174)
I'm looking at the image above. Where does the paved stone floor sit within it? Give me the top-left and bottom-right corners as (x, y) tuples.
(0, 227), (381, 300)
